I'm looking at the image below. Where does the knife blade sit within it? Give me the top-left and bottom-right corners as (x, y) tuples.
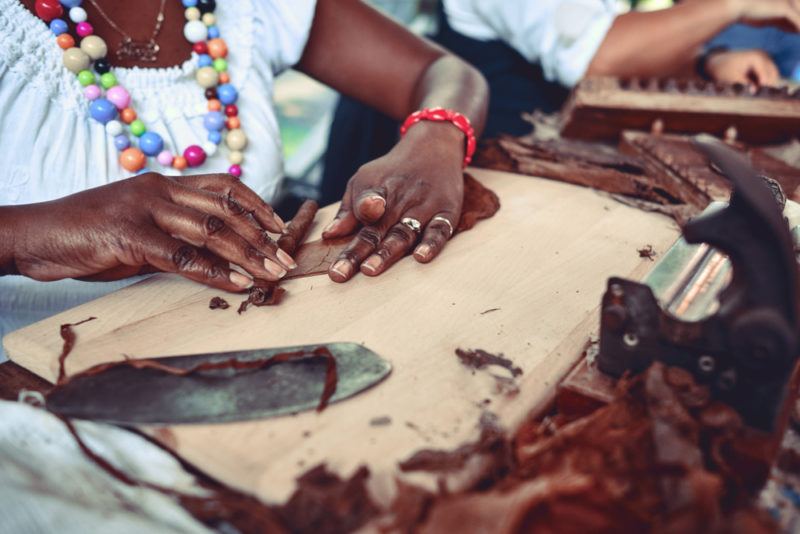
(46, 343), (391, 425)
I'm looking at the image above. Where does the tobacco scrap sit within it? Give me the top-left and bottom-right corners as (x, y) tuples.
(237, 282), (286, 314)
(399, 412), (511, 479)
(278, 199), (319, 256)
(54, 346), (338, 412)
(455, 348), (523, 378)
(638, 244), (657, 261)
(370, 416), (392, 427)
(56, 317), (97, 385)
(457, 173), (501, 233)
(276, 464), (381, 534)
(413, 363), (777, 533)
(208, 296), (230, 310)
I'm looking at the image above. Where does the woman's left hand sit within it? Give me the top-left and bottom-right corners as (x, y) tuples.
(322, 121), (465, 282)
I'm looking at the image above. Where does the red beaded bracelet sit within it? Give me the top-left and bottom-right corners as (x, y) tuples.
(400, 107), (477, 167)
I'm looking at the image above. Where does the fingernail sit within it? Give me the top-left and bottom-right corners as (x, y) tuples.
(273, 213), (286, 231)
(277, 249), (297, 270)
(415, 244), (432, 259)
(366, 194), (386, 205)
(331, 259), (352, 279)
(230, 271), (254, 289)
(362, 255), (381, 274)
(264, 259), (287, 278)
(323, 219), (339, 234)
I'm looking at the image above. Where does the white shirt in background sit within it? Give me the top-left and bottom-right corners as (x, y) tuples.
(442, 0), (618, 87)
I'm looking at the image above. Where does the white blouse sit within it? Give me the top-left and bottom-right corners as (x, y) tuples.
(0, 0), (317, 360)
(442, 0), (617, 87)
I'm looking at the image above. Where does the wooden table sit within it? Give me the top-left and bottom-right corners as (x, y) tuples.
(2, 168), (680, 506)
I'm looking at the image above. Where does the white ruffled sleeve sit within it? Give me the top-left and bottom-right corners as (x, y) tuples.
(253, 0), (318, 74)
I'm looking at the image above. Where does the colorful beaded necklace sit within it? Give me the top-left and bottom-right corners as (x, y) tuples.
(34, 0), (247, 178)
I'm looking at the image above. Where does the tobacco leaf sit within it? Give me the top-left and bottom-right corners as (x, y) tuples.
(455, 348), (523, 378)
(278, 199), (319, 256)
(276, 464), (381, 534)
(57, 317), (97, 385)
(236, 282), (286, 314)
(209, 297), (230, 310)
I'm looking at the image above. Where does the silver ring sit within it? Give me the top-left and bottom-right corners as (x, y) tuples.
(431, 216), (454, 238)
(400, 217), (422, 234)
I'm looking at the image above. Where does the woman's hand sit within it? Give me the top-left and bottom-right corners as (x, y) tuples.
(705, 49), (781, 87)
(322, 122), (465, 282)
(2, 173), (296, 292)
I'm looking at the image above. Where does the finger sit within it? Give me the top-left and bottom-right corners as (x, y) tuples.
(323, 185), (359, 239)
(763, 58), (781, 86)
(354, 186), (388, 224)
(328, 225), (385, 283)
(167, 182), (296, 270)
(414, 213), (456, 264)
(150, 201), (288, 281)
(178, 173), (285, 233)
(361, 218), (420, 277)
(141, 230), (253, 292)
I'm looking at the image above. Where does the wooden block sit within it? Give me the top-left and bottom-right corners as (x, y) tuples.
(560, 77), (800, 144)
(3, 168), (680, 506)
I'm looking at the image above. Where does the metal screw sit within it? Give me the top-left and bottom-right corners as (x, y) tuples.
(718, 369), (737, 391)
(610, 284), (624, 299)
(698, 355), (716, 373)
(623, 333), (639, 347)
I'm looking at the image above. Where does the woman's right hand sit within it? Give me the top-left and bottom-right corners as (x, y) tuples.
(4, 173), (296, 292)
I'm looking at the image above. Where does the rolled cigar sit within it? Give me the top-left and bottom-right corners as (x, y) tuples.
(278, 199), (319, 255)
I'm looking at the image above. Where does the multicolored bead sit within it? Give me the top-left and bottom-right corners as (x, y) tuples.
(157, 150), (174, 167)
(49, 18), (68, 35)
(216, 84), (237, 105)
(35, 0), (63, 22)
(75, 21), (93, 37)
(46, 0), (247, 175)
(139, 132), (164, 156)
(120, 147), (146, 172)
(88, 98), (117, 124)
(225, 128), (247, 151)
(68, 6), (87, 23)
(130, 119), (146, 137)
(114, 134), (130, 151)
(77, 69), (95, 87)
(105, 86), (131, 109)
(79, 35), (107, 60)
(183, 20), (208, 43)
(183, 145), (207, 167)
(83, 84), (101, 100)
(62, 47), (90, 73)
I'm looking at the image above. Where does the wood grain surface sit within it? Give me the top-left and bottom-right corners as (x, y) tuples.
(3, 168), (680, 506)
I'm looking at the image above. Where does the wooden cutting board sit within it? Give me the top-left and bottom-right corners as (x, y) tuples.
(3, 168), (680, 505)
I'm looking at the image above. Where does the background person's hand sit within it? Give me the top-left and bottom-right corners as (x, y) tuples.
(8, 173), (295, 292)
(322, 122), (465, 282)
(728, 0), (800, 31)
(705, 49), (781, 87)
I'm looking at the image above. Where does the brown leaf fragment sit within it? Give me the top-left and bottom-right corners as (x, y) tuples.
(57, 317), (97, 385)
(208, 297), (230, 310)
(277, 464), (381, 534)
(278, 199), (319, 256)
(237, 282), (286, 314)
(455, 348), (523, 378)
(638, 244), (657, 261)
